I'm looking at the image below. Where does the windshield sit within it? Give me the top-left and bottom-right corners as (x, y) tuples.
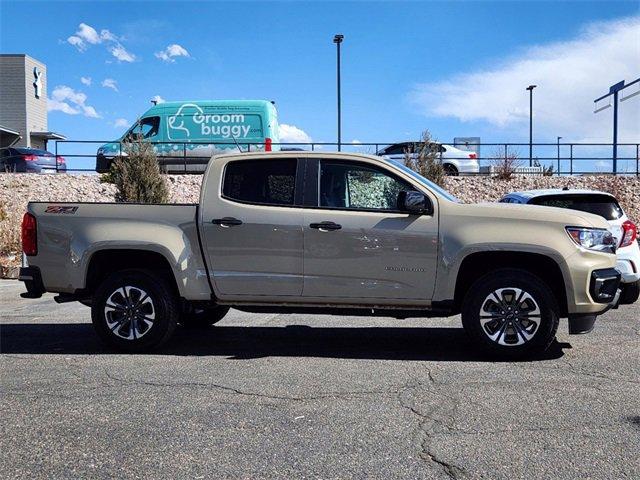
(386, 158), (460, 202)
(530, 194), (624, 221)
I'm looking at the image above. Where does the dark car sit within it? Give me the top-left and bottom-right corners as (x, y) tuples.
(0, 147), (66, 173)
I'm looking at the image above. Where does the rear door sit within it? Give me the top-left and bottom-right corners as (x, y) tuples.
(200, 157), (305, 297)
(302, 158), (439, 301)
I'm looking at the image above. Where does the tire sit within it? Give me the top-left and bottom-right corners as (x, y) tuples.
(461, 268), (559, 359)
(91, 269), (178, 352)
(181, 305), (230, 328)
(443, 164), (459, 176)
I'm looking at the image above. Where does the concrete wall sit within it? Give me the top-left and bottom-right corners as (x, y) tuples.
(24, 56), (47, 148)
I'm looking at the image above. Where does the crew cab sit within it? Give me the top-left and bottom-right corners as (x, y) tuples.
(19, 152), (622, 358)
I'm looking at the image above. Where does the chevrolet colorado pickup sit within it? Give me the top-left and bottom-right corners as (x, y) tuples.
(19, 152), (623, 358)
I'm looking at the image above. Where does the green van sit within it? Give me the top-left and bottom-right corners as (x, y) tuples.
(96, 100), (279, 173)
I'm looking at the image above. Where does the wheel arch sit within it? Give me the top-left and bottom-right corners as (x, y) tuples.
(453, 251), (568, 317)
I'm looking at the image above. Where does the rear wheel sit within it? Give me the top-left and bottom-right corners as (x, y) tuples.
(461, 269), (559, 359)
(443, 164), (459, 176)
(91, 269), (178, 352)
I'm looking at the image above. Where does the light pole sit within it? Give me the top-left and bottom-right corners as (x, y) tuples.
(557, 136), (562, 174)
(526, 85), (537, 167)
(594, 78), (640, 173)
(333, 34), (344, 151)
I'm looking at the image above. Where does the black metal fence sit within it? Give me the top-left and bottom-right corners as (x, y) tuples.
(51, 140), (640, 176)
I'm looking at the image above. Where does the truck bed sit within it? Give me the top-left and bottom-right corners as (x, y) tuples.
(25, 202), (213, 300)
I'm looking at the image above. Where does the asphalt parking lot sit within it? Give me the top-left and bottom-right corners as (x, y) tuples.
(1, 279), (639, 479)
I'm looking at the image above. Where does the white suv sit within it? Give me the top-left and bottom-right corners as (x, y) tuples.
(377, 142), (480, 176)
(500, 189), (640, 304)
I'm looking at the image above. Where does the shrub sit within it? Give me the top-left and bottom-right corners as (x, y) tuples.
(0, 199), (21, 256)
(403, 129), (445, 187)
(491, 147), (521, 180)
(102, 138), (169, 203)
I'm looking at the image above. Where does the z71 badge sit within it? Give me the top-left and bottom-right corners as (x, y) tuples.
(45, 205), (78, 214)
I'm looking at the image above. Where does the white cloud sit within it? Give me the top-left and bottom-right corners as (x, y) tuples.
(351, 139), (362, 144)
(408, 16), (640, 143)
(66, 23), (136, 63)
(155, 44), (190, 62)
(48, 85), (100, 118)
(80, 76), (92, 86)
(151, 95), (166, 104)
(114, 118), (129, 128)
(279, 124), (312, 144)
(109, 44), (136, 63)
(101, 78), (118, 92)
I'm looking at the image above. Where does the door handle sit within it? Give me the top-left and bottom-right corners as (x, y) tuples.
(309, 221), (342, 231)
(212, 217), (243, 226)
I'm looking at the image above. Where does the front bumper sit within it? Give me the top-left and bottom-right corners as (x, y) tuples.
(567, 268), (621, 335)
(19, 266), (45, 298)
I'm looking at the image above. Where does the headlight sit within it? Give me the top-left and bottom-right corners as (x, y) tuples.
(566, 227), (616, 253)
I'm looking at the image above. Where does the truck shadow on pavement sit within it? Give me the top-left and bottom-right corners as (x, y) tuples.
(0, 323), (571, 362)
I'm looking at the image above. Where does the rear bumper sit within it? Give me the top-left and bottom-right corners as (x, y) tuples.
(19, 266), (45, 298)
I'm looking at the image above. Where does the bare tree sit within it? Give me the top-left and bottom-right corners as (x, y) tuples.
(491, 146), (522, 180)
(403, 130), (445, 187)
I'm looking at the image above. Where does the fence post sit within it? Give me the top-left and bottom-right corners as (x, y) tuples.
(55, 141), (59, 172)
(311, 143), (315, 152)
(570, 144), (573, 176)
(637, 144), (639, 177)
(183, 143), (186, 173)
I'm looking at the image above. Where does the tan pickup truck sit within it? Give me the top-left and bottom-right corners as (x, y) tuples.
(19, 152), (623, 358)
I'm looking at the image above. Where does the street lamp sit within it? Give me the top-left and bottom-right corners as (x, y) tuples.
(333, 34), (344, 151)
(526, 85), (537, 167)
(557, 136), (562, 174)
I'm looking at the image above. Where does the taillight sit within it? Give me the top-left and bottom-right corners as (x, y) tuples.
(468, 152), (477, 159)
(23, 154), (38, 162)
(56, 156), (66, 164)
(265, 137), (272, 152)
(620, 220), (637, 248)
(22, 213), (37, 256)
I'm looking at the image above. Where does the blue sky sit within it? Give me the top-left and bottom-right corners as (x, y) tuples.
(1, 0), (639, 170)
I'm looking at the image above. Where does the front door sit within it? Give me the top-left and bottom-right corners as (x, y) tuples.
(200, 157), (304, 297)
(302, 158), (439, 302)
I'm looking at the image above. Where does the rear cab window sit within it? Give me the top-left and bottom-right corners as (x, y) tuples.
(529, 194), (624, 221)
(222, 159), (297, 206)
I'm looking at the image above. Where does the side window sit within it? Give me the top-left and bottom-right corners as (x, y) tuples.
(319, 161), (411, 211)
(499, 198), (511, 203)
(383, 143), (409, 155)
(223, 159), (297, 206)
(139, 117), (160, 138)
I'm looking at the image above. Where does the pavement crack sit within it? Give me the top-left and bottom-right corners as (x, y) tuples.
(102, 368), (399, 402)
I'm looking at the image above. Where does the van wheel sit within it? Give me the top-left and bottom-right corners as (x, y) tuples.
(91, 270), (178, 352)
(461, 269), (559, 359)
(181, 305), (230, 328)
(444, 164), (459, 176)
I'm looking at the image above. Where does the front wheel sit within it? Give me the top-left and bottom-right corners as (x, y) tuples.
(443, 164), (459, 176)
(461, 269), (559, 359)
(91, 270), (179, 352)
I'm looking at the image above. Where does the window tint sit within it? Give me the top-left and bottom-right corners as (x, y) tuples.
(382, 143), (411, 155)
(223, 159), (297, 206)
(139, 117), (160, 138)
(319, 161), (411, 211)
(15, 148), (51, 156)
(530, 194), (624, 221)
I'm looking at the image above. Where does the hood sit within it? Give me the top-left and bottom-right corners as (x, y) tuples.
(450, 201), (610, 230)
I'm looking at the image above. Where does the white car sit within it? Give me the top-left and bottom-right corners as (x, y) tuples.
(377, 142), (480, 176)
(500, 189), (640, 304)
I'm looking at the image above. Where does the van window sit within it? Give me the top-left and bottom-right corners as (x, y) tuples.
(319, 160), (411, 211)
(530, 194), (624, 221)
(127, 117), (160, 139)
(223, 159), (297, 206)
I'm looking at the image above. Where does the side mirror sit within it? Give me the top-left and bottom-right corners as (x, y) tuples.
(397, 190), (432, 215)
